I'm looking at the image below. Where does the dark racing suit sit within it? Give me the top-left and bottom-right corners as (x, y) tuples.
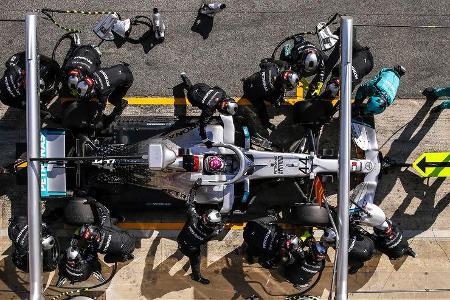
(8, 216), (59, 272)
(62, 45), (101, 76)
(322, 28), (374, 96)
(373, 220), (413, 260)
(281, 37), (326, 99)
(87, 199), (136, 263)
(243, 215), (285, 268)
(57, 239), (103, 285)
(91, 64), (134, 127)
(0, 52), (60, 118)
(183, 77), (229, 145)
(242, 60), (289, 127)
(177, 184), (224, 279)
(284, 245), (326, 289)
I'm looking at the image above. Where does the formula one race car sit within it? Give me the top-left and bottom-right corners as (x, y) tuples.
(12, 100), (381, 226)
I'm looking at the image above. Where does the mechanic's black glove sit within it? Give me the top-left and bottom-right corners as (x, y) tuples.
(204, 140), (213, 148)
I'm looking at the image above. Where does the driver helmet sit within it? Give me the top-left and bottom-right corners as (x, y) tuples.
(202, 209), (222, 229)
(280, 70), (300, 90)
(219, 97), (238, 115)
(204, 155), (225, 174)
(296, 48), (319, 75)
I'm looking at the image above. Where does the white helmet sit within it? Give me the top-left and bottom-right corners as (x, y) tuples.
(66, 246), (80, 261)
(42, 235), (56, 251)
(202, 209), (222, 228)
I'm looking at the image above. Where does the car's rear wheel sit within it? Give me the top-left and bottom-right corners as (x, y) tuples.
(64, 197), (95, 225)
(283, 203), (331, 227)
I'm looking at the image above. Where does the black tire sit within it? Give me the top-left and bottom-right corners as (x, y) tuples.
(64, 197), (95, 225)
(61, 100), (99, 130)
(284, 203), (330, 227)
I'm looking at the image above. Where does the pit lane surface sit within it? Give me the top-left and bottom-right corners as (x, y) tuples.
(0, 1), (450, 299)
(0, 1), (449, 98)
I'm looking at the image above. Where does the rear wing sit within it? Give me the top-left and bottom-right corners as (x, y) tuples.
(40, 129), (67, 197)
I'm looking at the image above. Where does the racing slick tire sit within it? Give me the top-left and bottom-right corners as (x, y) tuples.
(64, 197), (95, 225)
(284, 203), (330, 227)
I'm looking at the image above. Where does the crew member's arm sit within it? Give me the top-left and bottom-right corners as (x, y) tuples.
(84, 198), (112, 227)
(355, 81), (371, 104)
(306, 56), (326, 98)
(5, 52), (25, 72)
(186, 179), (202, 221)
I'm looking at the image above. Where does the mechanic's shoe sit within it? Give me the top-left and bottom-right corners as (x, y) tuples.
(192, 274), (210, 285)
(423, 87), (439, 101)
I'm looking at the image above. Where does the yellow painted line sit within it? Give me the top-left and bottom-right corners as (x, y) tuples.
(117, 222), (313, 230)
(118, 222), (247, 230)
(59, 96), (303, 106)
(125, 97), (304, 106)
(61, 94), (340, 107)
(65, 222), (317, 231)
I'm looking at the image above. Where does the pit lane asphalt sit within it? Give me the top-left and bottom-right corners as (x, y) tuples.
(0, 0), (449, 98)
